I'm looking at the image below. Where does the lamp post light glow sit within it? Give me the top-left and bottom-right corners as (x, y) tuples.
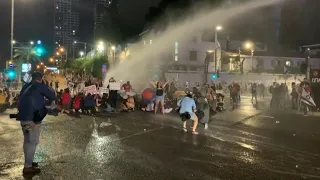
(79, 51), (84, 57)
(214, 25), (222, 73)
(30, 41), (34, 45)
(40, 62), (43, 65)
(244, 41), (254, 71)
(56, 52), (60, 56)
(60, 47), (64, 52)
(97, 41), (105, 51)
(216, 25), (222, 31)
(245, 42), (252, 49)
(49, 58), (54, 62)
(12, 40), (16, 44)
(37, 40), (41, 45)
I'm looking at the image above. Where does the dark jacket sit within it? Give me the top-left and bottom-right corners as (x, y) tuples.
(84, 95), (95, 107)
(18, 82), (56, 122)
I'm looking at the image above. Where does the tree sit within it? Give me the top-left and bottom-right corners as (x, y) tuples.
(13, 45), (40, 65)
(71, 55), (109, 79)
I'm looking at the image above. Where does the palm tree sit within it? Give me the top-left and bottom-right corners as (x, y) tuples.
(13, 45), (40, 65)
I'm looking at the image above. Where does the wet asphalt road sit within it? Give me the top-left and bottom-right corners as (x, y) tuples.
(1, 96), (320, 180)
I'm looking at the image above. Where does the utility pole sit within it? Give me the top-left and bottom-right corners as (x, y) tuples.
(10, 0), (14, 62)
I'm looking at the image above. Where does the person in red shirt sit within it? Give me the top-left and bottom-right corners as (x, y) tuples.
(121, 81), (132, 92)
(73, 93), (83, 113)
(61, 88), (71, 114)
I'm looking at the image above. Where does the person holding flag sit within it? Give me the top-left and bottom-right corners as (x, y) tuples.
(300, 81), (316, 116)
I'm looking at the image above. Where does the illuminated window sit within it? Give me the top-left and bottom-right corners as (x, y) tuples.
(174, 41), (179, 61)
(175, 55), (178, 61)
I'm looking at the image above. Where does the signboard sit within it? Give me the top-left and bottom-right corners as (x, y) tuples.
(68, 82), (75, 89)
(311, 69), (320, 84)
(21, 63), (31, 73)
(108, 82), (121, 90)
(84, 85), (97, 95)
(310, 69), (320, 108)
(99, 87), (109, 94)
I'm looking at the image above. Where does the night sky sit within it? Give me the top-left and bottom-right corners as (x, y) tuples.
(0, 0), (160, 68)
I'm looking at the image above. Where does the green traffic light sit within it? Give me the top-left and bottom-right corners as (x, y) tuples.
(212, 74), (217, 79)
(6, 69), (16, 79)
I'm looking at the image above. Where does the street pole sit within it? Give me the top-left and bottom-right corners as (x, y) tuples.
(214, 31), (218, 73)
(306, 48), (310, 80)
(10, 0), (14, 62)
(73, 44), (75, 60)
(84, 43), (87, 57)
(251, 49), (254, 72)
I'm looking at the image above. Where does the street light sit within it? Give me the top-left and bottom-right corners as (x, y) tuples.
(12, 40), (16, 44)
(56, 52), (60, 56)
(79, 51), (84, 57)
(60, 47), (64, 52)
(40, 62), (43, 65)
(244, 41), (255, 71)
(216, 25), (222, 31)
(214, 25), (222, 73)
(97, 41), (105, 51)
(73, 41), (87, 58)
(37, 40), (41, 45)
(30, 41), (34, 45)
(49, 58), (54, 62)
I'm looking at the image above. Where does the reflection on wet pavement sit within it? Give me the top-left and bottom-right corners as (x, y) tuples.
(1, 97), (320, 179)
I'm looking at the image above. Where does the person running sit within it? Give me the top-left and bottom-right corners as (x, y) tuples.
(150, 80), (168, 115)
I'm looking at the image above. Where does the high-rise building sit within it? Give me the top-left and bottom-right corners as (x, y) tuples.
(54, 0), (80, 60)
(94, 0), (119, 40)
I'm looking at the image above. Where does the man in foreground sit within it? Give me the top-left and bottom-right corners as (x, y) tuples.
(18, 72), (56, 174)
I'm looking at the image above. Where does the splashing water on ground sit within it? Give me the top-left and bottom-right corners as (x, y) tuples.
(105, 0), (285, 89)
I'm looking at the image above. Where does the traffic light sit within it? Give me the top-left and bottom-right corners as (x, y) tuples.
(34, 46), (44, 56)
(212, 73), (217, 79)
(153, 73), (159, 78)
(5, 68), (16, 80)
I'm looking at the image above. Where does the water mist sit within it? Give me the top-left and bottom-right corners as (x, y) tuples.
(104, 0), (285, 90)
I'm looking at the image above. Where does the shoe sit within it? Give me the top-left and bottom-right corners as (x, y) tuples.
(182, 128), (187, 132)
(23, 167), (41, 174)
(192, 131), (199, 135)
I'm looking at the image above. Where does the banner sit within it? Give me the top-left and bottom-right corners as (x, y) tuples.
(99, 87), (109, 94)
(109, 82), (121, 90)
(68, 82), (74, 89)
(84, 85), (97, 95)
(301, 88), (316, 107)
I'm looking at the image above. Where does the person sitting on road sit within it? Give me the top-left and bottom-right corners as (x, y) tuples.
(177, 92), (199, 135)
(83, 93), (96, 114)
(73, 93), (82, 113)
(121, 95), (135, 112)
(0, 90), (6, 104)
(61, 88), (71, 114)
